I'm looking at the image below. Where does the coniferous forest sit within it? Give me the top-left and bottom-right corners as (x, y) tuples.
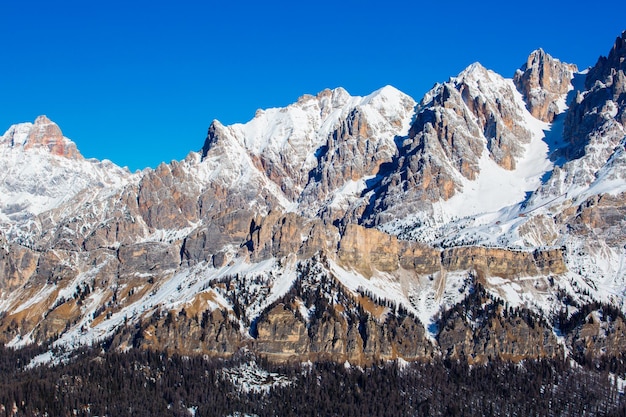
(1, 342), (625, 417)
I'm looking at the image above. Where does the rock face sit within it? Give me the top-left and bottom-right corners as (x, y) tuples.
(586, 31), (626, 93)
(200, 86), (415, 220)
(1, 32), (626, 367)
(336, 224), (566, 280)
(514, 49), (577, 123)
(0, 117), (129, 231)
(564, 307), (626, 360)
(0, 115), (82, 159)
(437, 287), (562, 363)
(250, 271), (435, 364)
(363, 63), (537, 225)
(135, 306), (243, 357)
(560, 31), (626, 162)
(337, 224), (400, 276)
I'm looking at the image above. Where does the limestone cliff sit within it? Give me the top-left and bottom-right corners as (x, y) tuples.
(514, 49), (577, 123)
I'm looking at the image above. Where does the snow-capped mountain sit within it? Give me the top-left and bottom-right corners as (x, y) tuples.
(0, 116), (132, 250)
(1, 32), (625, 367)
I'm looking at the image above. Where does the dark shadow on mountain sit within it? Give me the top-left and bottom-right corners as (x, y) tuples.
(248, 316), (260, 338)
(361, 160), (396, 196)
(357, 136), (411, 227)
(314, 144), (329, 160)
(539, 170), (553, 184)
(519, 191), (534, 210)
(356, 102), (426, 227)
(543, 72), (592, 168)
(306, 144), (329, 183)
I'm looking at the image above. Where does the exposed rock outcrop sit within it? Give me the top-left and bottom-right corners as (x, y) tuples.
(514, 49), (577, 122)
(562, 31), (626, 160)
(438, 291), (562, 364)
(365, 63), (535, 225)
(136, 307), (243, 357)
(586, 31), (626, 92)
(336, 223), (566, 279)
(565, 309), (626, 360)
(0, 115), (82, 159)
(338, 224), (400, 276)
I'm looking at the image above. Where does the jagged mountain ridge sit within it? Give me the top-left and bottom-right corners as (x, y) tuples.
(0, 32), (625, 366)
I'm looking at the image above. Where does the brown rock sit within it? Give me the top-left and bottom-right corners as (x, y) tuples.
(0, 239), (40, 290)
(441, 246), (566, 279)
(337, 224), (399, 277)
(566, 311), (626, 359)
(438, 294), (562, 364)
(117, 242), (180, 278)
(255, 304), (309, 360)
(514, 49), (577, 122)
(20, 116), (83, 159)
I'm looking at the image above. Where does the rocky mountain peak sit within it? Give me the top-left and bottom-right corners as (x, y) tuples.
(513, 48), (577, 122)
(586, 30), (626, 89)
(200, 119), (225, 158)
(200, 86), (416, 208)
(385, 63), (530, 197)
(455, 62), (489, 80)
(0, 115), (82, 159)
(360, 85), (415, 122)
(314, 87), (351, 116)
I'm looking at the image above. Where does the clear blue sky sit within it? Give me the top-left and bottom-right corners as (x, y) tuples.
(1, 0), (624, 171)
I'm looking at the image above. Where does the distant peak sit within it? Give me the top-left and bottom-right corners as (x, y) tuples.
(456, 62), (490, 81)
(315, 86), (350, 99)
(522, 48), (572, 72)
(529, 47), (547, 57)
(201, 119), (228, 158)
(522, 47), (577, 73)
(370, 84), (402, 97)
(524, 48), (548, 66)
(462, 62), (487, 73)
(448, 62), (498, 89)
(514, 48), (577, 122)
(362, 85), (412, 108)
(34, 115), (54, 126)
(208, 119), (225, 129)
(294, 87), (351, 106)
(1, 116), (82, 159)
(314, 87), (352, 109)
(607, 30), (626, 68)
(585, 30), (626, 90)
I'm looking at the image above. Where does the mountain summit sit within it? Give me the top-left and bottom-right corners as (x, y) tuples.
(0, 116), (129, 228)
(0, 115), (81, 159)
(0, 32), (625, 367)
(513, 48), (577, 122)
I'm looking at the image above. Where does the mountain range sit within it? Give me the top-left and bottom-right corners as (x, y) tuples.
(1, 31), (625, 368)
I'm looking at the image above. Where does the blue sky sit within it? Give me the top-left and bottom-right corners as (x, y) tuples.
(2, 0), (624, 171)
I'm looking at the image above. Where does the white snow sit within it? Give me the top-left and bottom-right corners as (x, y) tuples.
(436, 105), (551, 222)
(221, 361), (293, 394)
(0, 121), (132, 243)
(610, 373), (626, 395)
(327, 259), (471, 334)
(328, 176), (374, 210)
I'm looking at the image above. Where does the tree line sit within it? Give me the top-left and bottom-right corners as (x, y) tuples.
(0, 343), (625, 417)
